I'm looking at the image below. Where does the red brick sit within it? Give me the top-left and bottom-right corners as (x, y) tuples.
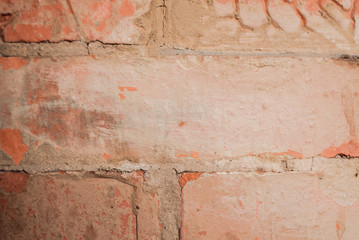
(1, 0), (79, 42)
(0, 129), (28, 165)
(0, 57), (28, 71)
(181, 172), (359, 239)
(0, 171), (160, 239)
(0, 172), (29, 193)
(0, 56), (358, 165)
(0, 0), (152, 43)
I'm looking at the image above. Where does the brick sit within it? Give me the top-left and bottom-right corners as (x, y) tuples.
(181, 172), (359, 240)
(0, 172), (29, 193)
(0, 0), (79, 42)
(0, 171), (160, 240)
(238, 0), (267, 28)
(0, 57), (28, 70)
(68, 0), (152, 43)
(213, 0), (236, 17)
(0, 0), (152, 43)
(267, 0), (302, 33)
(334, 0), (352, 10)
(353, 0), (359, 44)
(0, 129), (28, 165)
(166, 0), (359, 54)
(0, 56), (358, 169)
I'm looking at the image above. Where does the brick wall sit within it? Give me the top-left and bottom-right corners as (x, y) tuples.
(1, 0), (359, 239)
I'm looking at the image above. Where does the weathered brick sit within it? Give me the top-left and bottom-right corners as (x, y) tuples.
(334, 0), (352, 10)
(0, 55), (358, 169)
(0, 129), (28, 165)
(181, 172), (359, 239)
(166, 0), (359, 54)
(0, 172), (29, 193)
(213, 0), (236, 17)
(0, 0), (152, 43)
(69, 0), (152, 43)
(238, 0), (267, 28)
(268, 0), (302, 33)
(0, 0), (79, 42)
(0, 171), (160, 240)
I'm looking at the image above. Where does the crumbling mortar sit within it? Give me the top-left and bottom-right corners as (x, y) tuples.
(160, 46), (353, 58)
(86, 42), (90, 55)
(3, 156), (358, 176)
(1, 160), (358, 240)
(1, 41), (359, 58)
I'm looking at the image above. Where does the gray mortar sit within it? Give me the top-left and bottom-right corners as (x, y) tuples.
(2, 41), (359, 60)
(144, 168), (181, 240)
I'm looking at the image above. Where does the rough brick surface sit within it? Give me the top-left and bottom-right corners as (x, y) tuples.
(166, 0), (359, 54)
(0, 171), (160, 240)
(0, 0), (152, 43)
(181, 172), (359, 240)
(1, 56), (358, 170)
(0, 129), (28, 165)
(0, 1), (359, 238)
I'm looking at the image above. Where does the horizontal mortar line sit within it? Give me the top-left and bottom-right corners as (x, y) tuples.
(160, 47), (359, 59)
(1, 42), (359, 60)
(1, 156), (358, 175)
(0, 40), (140, 46)
(3, 156), (359, 175)
(0, 168), (311, 174)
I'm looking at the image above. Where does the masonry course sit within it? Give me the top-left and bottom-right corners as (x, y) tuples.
(1, 0), (359, 239)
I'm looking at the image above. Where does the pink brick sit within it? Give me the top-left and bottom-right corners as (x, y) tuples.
(69, 0), (152, 43)
(267, 0), (302, 33)
(354, 0), (359, 43)
(334, 0), (352, 10)
(0, 0), (152, 43)
(181, 172), (359, 239)
(295, 0), (353, 50)
(0, 171), (160, 240)
(213, 0), (236, 17)
(167, 0), (359, 54)
(0, 56), (358, 164)
(238, 0), (267, 28)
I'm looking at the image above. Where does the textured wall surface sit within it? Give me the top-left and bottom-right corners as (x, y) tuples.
(1, 0), (359, 239)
